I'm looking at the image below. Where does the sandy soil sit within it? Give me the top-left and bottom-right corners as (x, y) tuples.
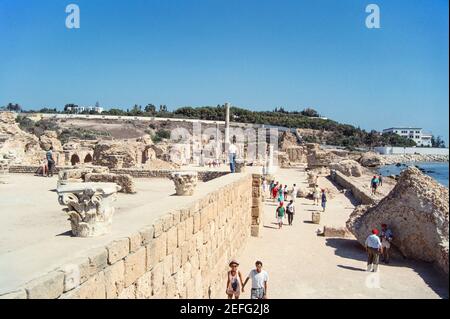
(219, 168), (448, 299)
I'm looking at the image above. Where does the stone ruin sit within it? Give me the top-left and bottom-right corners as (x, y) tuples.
(92, 137), (178, 170)
(170, 171), (198, 196)
(84, 173), (136, 194)
(58, 166), (135, 194)
(278, 131), (307, 167)
(346, 167), (449, 276)
(330, 159), (363, 177)
(306, 143), (340, 169)
(57, 182), (121, 237)
(0, 112), (42, 165)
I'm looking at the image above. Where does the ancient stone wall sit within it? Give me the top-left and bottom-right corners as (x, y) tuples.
(1, 174), (256, 299)
(7, 165), (228, 182)
(330, 170), (375, 205)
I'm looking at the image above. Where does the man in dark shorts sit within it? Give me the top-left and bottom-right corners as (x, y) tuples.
(46, 146), (55, 177)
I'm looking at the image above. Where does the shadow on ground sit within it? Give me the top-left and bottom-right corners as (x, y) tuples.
(326, 238), (449, 299)
(325, 176), (361, 207)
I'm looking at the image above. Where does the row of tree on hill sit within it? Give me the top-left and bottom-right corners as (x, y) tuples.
(2, 102), (446, 148)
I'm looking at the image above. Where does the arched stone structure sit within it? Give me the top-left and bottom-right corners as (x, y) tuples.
(71, 154), (81, 166)
(63, 148), (94, 166)
(84, 153), (93, 163)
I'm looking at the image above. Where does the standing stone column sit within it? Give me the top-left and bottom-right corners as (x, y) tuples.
(224, 102), (230, 153)
(170, 171), (198, 196)
(57, 182), (121, 237)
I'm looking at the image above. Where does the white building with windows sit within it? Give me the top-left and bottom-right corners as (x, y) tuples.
(65, 106), (104, 114)
(382, 127), (432, 147)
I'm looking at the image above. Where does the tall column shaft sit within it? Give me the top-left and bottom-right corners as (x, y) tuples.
(224, 102), (231, 152)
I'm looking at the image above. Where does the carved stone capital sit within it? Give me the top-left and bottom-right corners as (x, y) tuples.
(57, 182), (121, 237)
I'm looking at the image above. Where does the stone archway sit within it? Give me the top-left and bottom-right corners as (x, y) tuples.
(84, 153), (93, 163)
(141, 150), (149, 165)
(71, 154), (80, 166)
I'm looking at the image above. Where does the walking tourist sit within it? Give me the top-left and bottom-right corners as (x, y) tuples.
(370, 175), (379, 195)
(286, 200), (295, 226)
(228, 142), (237, 173)
(225, 260), (244, 299)
(313, 184), (321, 205)
(365, 229), (382, 272)
(291, 184), (298, 202)
(262, 179), (268, 199)
(283, 185), (288, 201)
(321, 189), (327, 212)
(277, 184), (284, 203)
(380, 224), (393, 264)
(46, 146), (55, 177)
(272, 182), (279, 200)
(269, 180), (275, 198)
(242, 261), (269, 299)
(378, 175), (383, 187)
(275, 201), (285, 229)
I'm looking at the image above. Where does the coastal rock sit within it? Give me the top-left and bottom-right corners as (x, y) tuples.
(359, 152), (383, 167)
(330, 159), (363, 177)
(346, 167), (449, 276)
(381, 154), (449, 165)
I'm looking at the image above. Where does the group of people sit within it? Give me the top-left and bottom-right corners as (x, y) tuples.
(370, 175), (383, 195)
(263, 179), (330, 229)
(263, 180), (298, 228)
(365, 223), (393, 272)
(226, 260), (269, 299)
(37, 146), (55, 177)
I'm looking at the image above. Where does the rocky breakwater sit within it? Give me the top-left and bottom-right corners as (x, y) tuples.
(381, 154), (449, 165)
(346, 167), (449, 276)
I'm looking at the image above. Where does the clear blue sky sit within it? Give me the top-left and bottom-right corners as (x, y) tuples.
(0, 0), (448, 142)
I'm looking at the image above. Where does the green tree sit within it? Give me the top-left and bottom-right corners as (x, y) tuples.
(300, 108), (320, 117)
(431, 136), (446, 148)
(5, 103), (22, 112)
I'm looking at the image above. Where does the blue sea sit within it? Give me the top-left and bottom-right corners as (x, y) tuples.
(378, 162), (449, 188)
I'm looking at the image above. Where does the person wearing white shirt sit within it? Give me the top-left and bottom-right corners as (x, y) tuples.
(242, 261), (269, 299)
(228, 143), (237, 173)
(365, 229), (382, 272)
(291, 184), (298, 202)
